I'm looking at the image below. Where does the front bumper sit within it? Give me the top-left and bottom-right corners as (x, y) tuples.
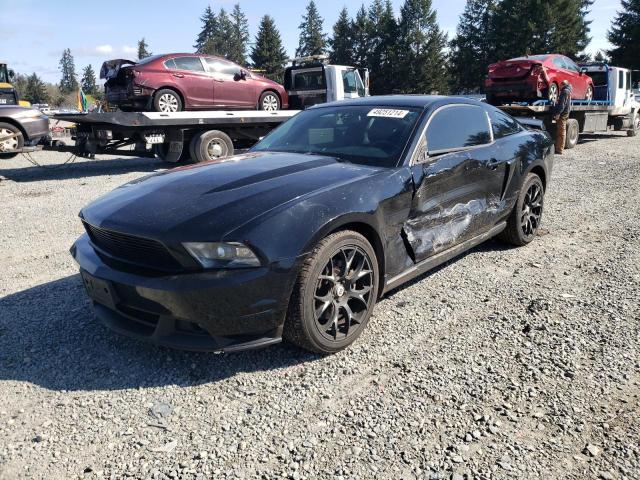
(105, 85), (152, 110)
(71, 234), (297, 352)
(486, 79), (543, 100)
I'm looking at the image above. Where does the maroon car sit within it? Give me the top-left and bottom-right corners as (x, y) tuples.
(100, 53), (288, 112)
(485, 54), (594, 105)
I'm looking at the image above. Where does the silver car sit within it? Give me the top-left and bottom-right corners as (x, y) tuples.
(0, 105), (49, 158)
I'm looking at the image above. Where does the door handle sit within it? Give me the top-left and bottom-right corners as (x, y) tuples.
(172, 73), (184, 78)
(214, 79), (224, 83)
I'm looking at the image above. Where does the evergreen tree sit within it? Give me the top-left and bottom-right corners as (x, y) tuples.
(607, 0), (640, 69)
(396, 0), (449, 94)
(25, 73), (49, 104)
(13, 73), (29, 101)
(80, 65), (97, 94)
(352, 5), (370, 70)
(367, 0), (399, 94)
(251, 15), (288, 79)
(296, 0), (327, 57)
(137, 38), (151, 60)
(329, 7), (353, 65)
(490, 0), (592, 61)
(194, 6), (217, 53)
(58, 48), (78, 94)
(449, 0), (496, 93)
(229, 4), (250, 65)
(202, 8), (234, 57)
(593, 50), (608, 63)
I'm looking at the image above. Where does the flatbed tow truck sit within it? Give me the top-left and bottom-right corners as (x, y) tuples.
(42, 56), (369, 164)
(499, 63), (639, 149)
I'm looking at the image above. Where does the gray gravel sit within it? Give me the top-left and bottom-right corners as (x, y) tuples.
(1, 133), (639, 480)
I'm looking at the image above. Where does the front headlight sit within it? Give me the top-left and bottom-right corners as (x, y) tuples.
(183, 242), (261, 269)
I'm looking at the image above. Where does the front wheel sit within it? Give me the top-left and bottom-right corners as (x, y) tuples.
(258, 91), (280, 111)
(0, 122), (24, 158)
(546, 83), (559, 104)
(499, 173), (545, 246)
(284, 230), (379, 354)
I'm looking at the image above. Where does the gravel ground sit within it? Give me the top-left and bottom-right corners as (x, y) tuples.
(0, 133), (639, 480)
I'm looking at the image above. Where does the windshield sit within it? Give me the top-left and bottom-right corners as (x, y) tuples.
(510, 55), (549, 62)
(136, 54), (163, 66)
(251, 105), (422, 168)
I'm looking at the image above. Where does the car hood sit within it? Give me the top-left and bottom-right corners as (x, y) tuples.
(81, 152), (384, 241)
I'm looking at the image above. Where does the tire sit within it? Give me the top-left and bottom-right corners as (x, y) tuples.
(153, 142), (189, 164)
(258, 91), (280, 111)
(546, 83), (559, 104)
(498, 173), (545, 247)
(0, 122), (24, 158)
(192, 130), (234, 163)
(565, 118), (579, 149)
(584, 85), (593, 101)
(284, 230), (379, 354)
(153, 89), (183, 112)
(627, 113), (639, 137)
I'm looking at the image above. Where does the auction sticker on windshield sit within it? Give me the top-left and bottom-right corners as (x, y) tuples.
(367, 108), (410, 118)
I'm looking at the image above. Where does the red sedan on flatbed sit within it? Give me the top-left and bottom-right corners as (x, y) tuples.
(101, 53), (288, 113)
(485, 54), (594, 106)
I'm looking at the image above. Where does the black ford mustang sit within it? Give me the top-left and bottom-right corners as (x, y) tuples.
(71, 96), (553, 354)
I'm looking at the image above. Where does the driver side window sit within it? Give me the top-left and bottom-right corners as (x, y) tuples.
(426, 105), (492, 154)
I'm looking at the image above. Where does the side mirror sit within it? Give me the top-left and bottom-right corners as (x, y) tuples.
(235, 69), (247, 81)
(580, 67), (588, 75)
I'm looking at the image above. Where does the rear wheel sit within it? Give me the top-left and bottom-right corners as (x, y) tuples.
(546, 83), (559, 104)
(499, 173), (544, 246)
(565, 118), (579, 149)
(284, 230), (379, 354)
(584, 85), (593, 101)
(190, 130), (234, 163)
(258, 91), (280, 111)
(0, 122), (23, 159)
(153, 89), (183, 112)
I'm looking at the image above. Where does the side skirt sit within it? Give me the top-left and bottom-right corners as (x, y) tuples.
(382, 222), (506, 295)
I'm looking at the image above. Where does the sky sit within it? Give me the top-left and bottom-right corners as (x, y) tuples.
(0, 0), (624, 84)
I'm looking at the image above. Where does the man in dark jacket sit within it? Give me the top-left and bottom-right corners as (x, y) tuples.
(552, 80), (572, 154)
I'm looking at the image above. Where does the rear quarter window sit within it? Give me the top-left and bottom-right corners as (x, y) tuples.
(427, 105), (492, 153)
(487, 107), (523, 139)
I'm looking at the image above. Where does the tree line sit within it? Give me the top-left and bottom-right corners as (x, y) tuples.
(16, 0), (640, 105)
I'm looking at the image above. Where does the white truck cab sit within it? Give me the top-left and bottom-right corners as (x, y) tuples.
(284, 55), (369, 110)
(581, 63), (637, 114)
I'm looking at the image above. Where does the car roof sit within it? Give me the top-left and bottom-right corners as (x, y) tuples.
(312, 95), (485, 110)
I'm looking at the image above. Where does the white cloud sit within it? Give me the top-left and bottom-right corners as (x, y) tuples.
(122, 45), (137, 54)
(95, 44), (114, 54)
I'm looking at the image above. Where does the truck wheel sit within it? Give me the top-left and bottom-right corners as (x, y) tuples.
(628, 114), (639, 137)
(153, 89), (183, 113)
(0, 122), (24, 159)
(154, 141), (188, 164)
(258, 91), (280, 111)
(192, 130), (234, 163)
(565, 118), (579, 149)
(284, 230), (379, 354)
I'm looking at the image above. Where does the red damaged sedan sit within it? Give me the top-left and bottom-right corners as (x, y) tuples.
(485, 54), (594, 106)
(101, 53), (288, 112)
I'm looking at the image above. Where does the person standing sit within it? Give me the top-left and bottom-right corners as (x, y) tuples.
(551, 80), (572, 154)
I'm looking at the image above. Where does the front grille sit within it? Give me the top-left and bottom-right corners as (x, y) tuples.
(83, 222), (182, 271)
(0, 89), (17, 105)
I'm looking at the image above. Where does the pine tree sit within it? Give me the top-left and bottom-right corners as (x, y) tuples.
(449, 0), (496, 93)
(490, 0), (592, 61)
(251, 15), (288, 79)
(367, 0), (399, 94)
(25, 73), (49, 104)
(593, 50), (608, 63)
(296, 0), (327, 57)
(194, 6), (217, 53)
(329, 8), (353, 65)
(352, 5), (370, 70)
(607, 0), (640, 69)
(397, 0), (449, 94)
(202, 8), (234, 57)
(137, 38), (151, 60)
(58, 48), (78, 94)
(229, 4), (250, 65)
(81, 65), (97, 94)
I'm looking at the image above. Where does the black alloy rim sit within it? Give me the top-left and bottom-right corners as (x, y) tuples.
(521, 182), (543, 237)
(313, 246), (374, 342)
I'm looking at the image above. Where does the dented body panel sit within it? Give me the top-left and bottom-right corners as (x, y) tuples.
(71, 95), (553, 352)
